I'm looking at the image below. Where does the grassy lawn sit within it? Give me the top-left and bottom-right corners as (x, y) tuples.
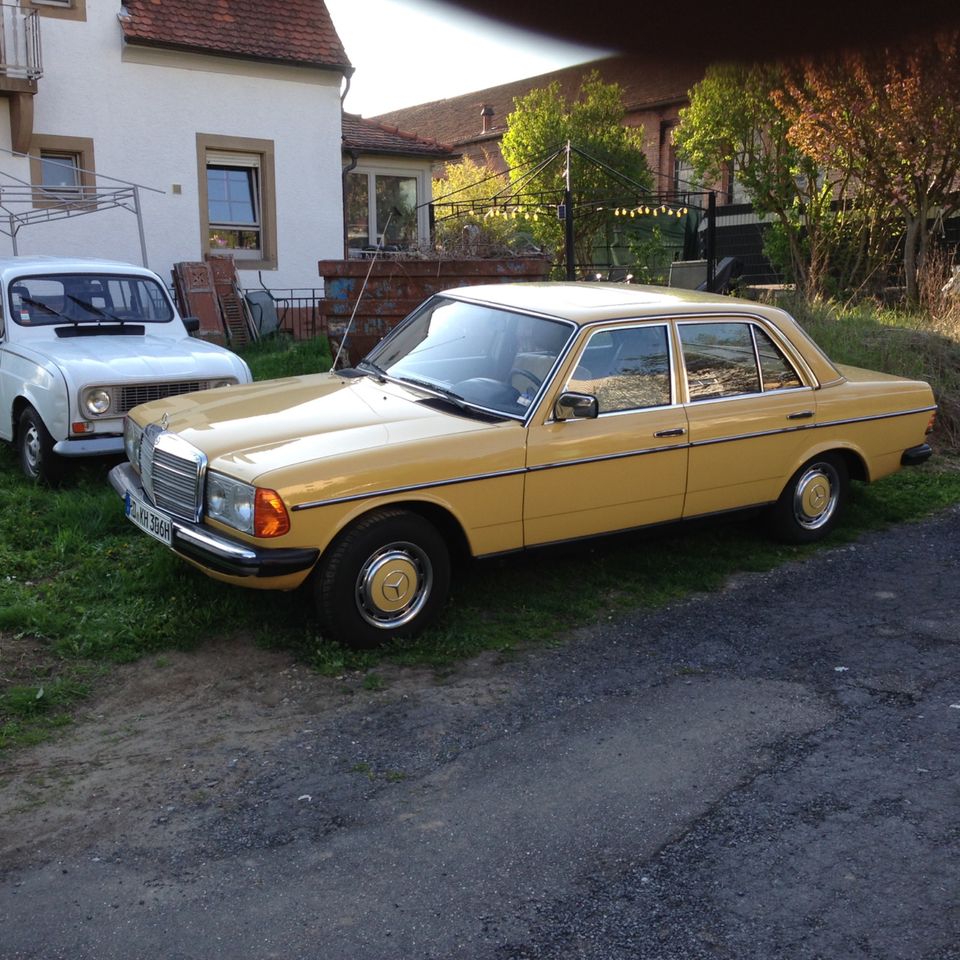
(2, 318), (959, 749)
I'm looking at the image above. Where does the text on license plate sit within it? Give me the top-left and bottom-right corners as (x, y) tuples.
(125, 492), (173, 547)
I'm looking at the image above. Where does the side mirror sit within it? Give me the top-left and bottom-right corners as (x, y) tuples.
(554, 391), (599, 421)
(182, 316), (200, 334)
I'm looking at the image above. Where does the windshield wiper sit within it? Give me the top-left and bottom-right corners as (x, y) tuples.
(17, 295), (72, 323)
(394, 376), (476, 413)
(66, 294), (123, 322)
(356, 359), (389, 382)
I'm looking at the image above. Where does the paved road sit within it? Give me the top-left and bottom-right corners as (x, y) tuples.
(2, 508), (959, 959)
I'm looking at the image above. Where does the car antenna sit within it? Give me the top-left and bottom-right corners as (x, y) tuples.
(331, 208), (395, 372)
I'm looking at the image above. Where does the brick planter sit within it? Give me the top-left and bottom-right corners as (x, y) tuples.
(318, 257), (552, 360)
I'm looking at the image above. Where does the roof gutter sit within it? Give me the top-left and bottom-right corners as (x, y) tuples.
(121, 36), (354, 75)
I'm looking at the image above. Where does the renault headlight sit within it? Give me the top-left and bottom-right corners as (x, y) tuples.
(83, 387), (114, 417)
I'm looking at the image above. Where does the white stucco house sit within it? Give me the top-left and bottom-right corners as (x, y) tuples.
(0, 0), (352, 290)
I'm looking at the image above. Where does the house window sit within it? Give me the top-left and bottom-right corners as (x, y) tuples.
(346, 171), (419, 250)
(29, 134), (96, 208)
(40, 151), (81, 194)
(197, 134), (276, 270)
(21, 0), (86, 22)
(206, 153), (262, 254)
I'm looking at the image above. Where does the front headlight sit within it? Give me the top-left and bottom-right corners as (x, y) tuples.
(209, 378), (237, 389)
(124, 417), (144, 466)
(206, 472), (290, 538)
(207, 473), (256, 534)
(83, 387), (113, 416)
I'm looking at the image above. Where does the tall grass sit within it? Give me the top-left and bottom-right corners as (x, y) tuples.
(788, 296), (960, 450)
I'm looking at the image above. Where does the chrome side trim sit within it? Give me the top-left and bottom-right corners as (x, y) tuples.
(292, 466), (528, 512)
(526, 442), (687, 473)
(290, 404), (937, 513)
(686, 405), (936, 449)
(814, 406), (937, 430)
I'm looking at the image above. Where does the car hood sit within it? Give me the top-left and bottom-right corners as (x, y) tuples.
(18, 333), (248, 383)
(130, 372), (519, 491)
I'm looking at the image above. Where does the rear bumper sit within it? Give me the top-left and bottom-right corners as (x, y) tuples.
(901, 443), (933, 467)
(108, 462), (319, 579)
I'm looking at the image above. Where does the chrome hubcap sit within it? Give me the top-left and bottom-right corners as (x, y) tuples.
(356, 541), (432, 629)
(793, 463), (839, 530)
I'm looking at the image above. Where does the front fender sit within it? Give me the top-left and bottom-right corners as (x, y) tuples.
(2, 347), (70, 442)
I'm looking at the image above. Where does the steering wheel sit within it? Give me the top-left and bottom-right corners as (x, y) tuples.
(509, 368), (543, 390)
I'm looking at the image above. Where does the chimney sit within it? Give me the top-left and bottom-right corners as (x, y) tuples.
(480, 104), (494, 134)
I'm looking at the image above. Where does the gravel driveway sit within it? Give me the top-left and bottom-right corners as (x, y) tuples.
(2, 507), (958, 959)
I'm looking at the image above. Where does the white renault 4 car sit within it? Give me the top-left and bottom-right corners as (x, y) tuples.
(0, 256), (251, 483)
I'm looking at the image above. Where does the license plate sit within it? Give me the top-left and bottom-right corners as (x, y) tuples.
(125, 491), (173, 547)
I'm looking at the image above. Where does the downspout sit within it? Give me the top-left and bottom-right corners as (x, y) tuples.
(341, 71), (357, 259)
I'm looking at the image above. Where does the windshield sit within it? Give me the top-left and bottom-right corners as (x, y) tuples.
(9, 273), (175, 326)
(367, 296), (575, 418)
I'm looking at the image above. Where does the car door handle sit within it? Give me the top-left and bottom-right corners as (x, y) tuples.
(787, 410), (814, 420)
(654, 427), (686, 437)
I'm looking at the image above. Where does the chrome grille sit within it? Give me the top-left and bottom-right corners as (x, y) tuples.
(140, 423), (206, 521)
(119, 381), (206, 415)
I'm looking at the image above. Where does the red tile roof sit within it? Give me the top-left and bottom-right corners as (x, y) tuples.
(371, 55), (707, 147)
(342, 113), (456, 159)
(120, 0), (352, 72)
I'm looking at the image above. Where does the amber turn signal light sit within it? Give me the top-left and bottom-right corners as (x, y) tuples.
(254, 488), (290, 538)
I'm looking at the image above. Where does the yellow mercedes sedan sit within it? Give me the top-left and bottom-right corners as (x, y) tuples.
(109, 283), (936, 647)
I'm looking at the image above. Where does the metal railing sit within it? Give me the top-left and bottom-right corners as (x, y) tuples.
(0, 182), (151, 264)
(249, 287), (325, 340)
(0, 4), (41, 81)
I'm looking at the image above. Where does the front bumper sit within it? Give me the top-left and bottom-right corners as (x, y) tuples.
(108, 462), (320, 579)
(54, 435), (124, 457)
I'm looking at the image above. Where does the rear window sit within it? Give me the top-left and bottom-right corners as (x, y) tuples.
(9, 273), (174, 326)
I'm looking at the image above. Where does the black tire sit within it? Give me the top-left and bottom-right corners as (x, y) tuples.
(314, 509), (450, 648)
(18, 406), (63, 486)
(768, 452), (848, 544)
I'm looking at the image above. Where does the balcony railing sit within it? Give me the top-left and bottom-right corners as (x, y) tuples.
(0, 4), (41, 82)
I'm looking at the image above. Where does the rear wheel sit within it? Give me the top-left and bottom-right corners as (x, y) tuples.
(768, 452), (848, 544)
(18, 406), (63, 486)
(314, 509), (450, 648)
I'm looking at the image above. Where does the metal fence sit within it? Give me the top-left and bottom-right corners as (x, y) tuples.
(262, 288), (325, 340)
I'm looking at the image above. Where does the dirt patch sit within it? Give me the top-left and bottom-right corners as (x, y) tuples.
(0, 635), (512, 873)
(0, 637), (332, 868)
(0, 634), (64, 688)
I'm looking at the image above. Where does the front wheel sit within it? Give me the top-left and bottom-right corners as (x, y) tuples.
(768, 452), (848, 544)
(18, 406), (63, 485)
(313, 509), (450, 648)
